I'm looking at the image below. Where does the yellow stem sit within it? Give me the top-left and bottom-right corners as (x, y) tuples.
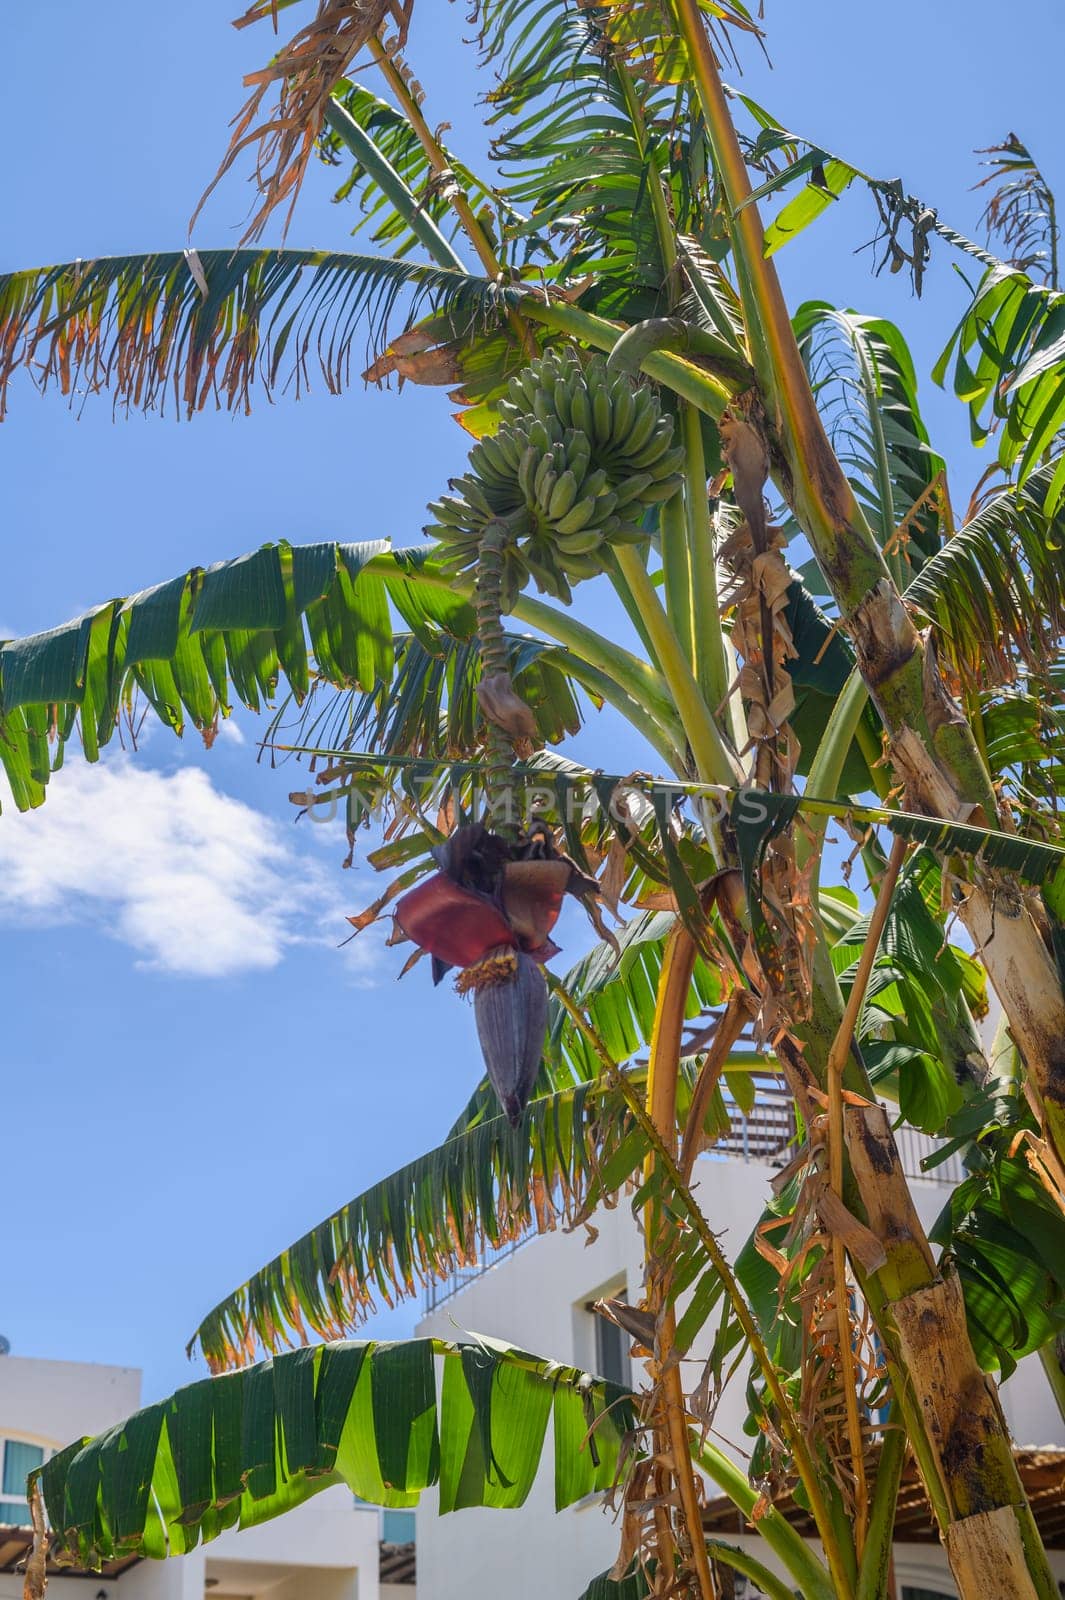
(613, 545), (740, 785)
(670, 0), (827, 494)
(549, 976), (856, 1599)
(825, 836), (907, 1190)
(644, 928), (718, 1600)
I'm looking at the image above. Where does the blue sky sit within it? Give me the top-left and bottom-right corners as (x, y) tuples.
(0, 1), (1061, 1409)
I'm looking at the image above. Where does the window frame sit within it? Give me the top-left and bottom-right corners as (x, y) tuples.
(0, 1435), (51, 1527)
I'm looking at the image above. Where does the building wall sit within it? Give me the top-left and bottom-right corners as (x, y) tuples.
(0, 1551), (202, 1600)
(414, 1154), (1065, 1600)
(0, 1356), (141, 1451)
(206, 1489), (380, 1574)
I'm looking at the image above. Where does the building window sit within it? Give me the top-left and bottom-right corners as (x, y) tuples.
(353, 1498), (416, 1545)
(381, 1509), (416, 1544)
(585, 1294), (631, 1388)
(0, 1439), (45, 1525)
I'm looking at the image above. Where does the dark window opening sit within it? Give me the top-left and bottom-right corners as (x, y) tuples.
(587, 1294), (631, 1387)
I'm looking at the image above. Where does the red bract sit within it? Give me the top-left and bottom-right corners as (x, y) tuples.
(395, 856), (574, 968)
(501, 858), (569, 960)
(393, 874), (515, 969)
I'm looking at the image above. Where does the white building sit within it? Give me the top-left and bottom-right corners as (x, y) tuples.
(415, 1125), (1065, 1600)
(0, 1354), (413, 1600)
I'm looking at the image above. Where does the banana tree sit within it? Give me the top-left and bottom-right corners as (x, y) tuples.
(4, 4), (1065, 1599)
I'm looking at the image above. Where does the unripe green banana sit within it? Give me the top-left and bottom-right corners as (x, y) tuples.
(553, 571), (573, 606)
(536, 478), (558, 517)
(526, 556), (567, 602)
(608, 378), (635, 445)
(553, 495), (598, 536)
(559, 550), (604, 579)
(563, 430), (591, 473)
(431, 538), (479, 565)
(612, 471), (654, 508)
(591, 381), (613, 448)
(610, 522), (652, 546)
(569, 384), (592, 437)
(533, 452), (556, 504)
(515, 370), (542, 409)
(556, 526), (603, 555)
(429, 523), (478, 546)
(646, 445), (687, 481)
(505, 435), (528, 474)
(611, 392), (657, 457)
(469, 442), (510, 488)
(459, 476), (495, 518)
(548, 469), (579, 520)
(527, 418), (554, 454)
(428, 494), (473, 526)
(553, 377), (575, 429)
(636, 475), (684, 504)
(489, 430), (521, 473)
(626, 425), (675, 471)
(517, 445), (539, 501)
(533, 389), (555, 427)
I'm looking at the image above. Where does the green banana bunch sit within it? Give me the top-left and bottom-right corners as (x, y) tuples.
(424, 344), (684, 599)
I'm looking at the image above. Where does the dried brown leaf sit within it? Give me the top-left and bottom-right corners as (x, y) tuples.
(598, 836), (631, 915)
(198, 0), (412, 244)
(364, 342), (462, 387)
(476, 672), (538, 741)
(635, 889), (679, 912)
(813, 1182), (888, 1273)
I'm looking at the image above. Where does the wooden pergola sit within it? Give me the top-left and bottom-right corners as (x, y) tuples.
(702, 1446), (1065, 1548)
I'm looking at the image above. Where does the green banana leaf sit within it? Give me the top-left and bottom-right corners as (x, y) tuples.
(36, 1336), (634, 1570)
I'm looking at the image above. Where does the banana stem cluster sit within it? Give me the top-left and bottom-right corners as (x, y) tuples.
(426, 347), (685, 610)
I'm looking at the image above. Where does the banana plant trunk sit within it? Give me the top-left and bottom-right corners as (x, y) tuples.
(643, 927), (720, 1600)
(844, 1102), (1051, 1600)
(670, 4), (1062, 1594)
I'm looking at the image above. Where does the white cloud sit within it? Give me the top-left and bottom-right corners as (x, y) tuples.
(215, 716), (247, 746)
(0, 759), (368, 978)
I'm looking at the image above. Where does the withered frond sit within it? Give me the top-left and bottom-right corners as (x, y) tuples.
(905, 456), (1065, 692)
(200, 0), (414, 243)
(974, 132), (1059, 286)
(188, 1076), (645, 1370)
(0, 248), (505, 420)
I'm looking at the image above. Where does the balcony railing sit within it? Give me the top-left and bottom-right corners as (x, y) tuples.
(421, 1085), (963, 1313)
(423, 1234), (531, 1313)
(704, 1087), (965, 1185)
